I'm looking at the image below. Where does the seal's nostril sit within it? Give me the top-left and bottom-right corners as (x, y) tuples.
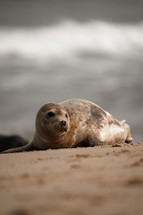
(61, 120), (66, 126)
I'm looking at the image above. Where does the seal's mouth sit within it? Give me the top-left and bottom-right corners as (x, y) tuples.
(56, 125), (69, 134)
(47, 124), (68, 136)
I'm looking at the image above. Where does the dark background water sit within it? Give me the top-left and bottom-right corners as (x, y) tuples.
(0, 0), (143, 142)
(0, 0), (143, 26)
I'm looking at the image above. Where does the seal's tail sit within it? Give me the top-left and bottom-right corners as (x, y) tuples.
(1, 140), (34, 154)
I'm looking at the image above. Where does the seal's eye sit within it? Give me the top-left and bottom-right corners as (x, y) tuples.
(46, 111), (55, 118)
(65, 114), (68, 118)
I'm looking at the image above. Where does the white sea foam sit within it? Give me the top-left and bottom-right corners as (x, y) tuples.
(0, 20), (143, 61)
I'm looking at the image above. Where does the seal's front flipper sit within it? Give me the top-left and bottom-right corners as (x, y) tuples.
(88, 137), (107, 146)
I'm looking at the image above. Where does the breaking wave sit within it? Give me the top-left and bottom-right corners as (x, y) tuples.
(0, 20), (143, 61)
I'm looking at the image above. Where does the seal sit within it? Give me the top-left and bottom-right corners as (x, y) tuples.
(2, 99), (133, 153)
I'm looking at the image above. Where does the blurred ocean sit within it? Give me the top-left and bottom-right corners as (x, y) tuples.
(0, 21), (143, 60)
(0, 1), (143, 142)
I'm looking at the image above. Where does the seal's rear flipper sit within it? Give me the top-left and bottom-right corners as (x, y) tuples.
(119, 120), (126, 125)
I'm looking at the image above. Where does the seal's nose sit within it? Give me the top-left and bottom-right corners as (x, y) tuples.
(61, 120), (66, 126)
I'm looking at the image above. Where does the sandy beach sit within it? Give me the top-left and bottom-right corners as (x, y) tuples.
(0, 142), (143, 215)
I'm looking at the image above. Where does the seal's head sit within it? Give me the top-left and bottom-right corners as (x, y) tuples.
(35, 103), (70, 137)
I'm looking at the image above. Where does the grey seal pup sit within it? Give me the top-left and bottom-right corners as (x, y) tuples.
(3, 99), (133, 153)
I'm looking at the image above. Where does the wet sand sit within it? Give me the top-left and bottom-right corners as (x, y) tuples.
(0, 142), (143, 215)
